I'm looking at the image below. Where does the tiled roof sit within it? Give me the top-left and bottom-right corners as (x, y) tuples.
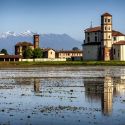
(15, 42), (33, 46)
(101, 12), (112, 17)
(41, 48), (55, 52)
(85, 26), (125, 36)
(0, 55), (22, 58)
(113, 41), (125, 45)
(85, 26), (101, 32)
(56, 50), (83, 53)
(112, 31), (125, 36)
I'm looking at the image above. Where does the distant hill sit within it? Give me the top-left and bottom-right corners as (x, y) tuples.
(0, 31), (82, 54)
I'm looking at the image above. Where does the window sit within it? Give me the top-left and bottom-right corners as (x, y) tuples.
(108, 19), (110, 22)
(105, 26), (107, 30)
(88, 33), (89, 35)
(87, 37), (90, 42)
(108, 26), (110, 30)
(95, 32), (97, 35)
(95, 36), (97, 42)
(113, 37), (116, 41)
(118, 50), (120, 57)
(109, 35), (110, 38)
(114, 49), (116, 55)
(105, 18), (107, 22)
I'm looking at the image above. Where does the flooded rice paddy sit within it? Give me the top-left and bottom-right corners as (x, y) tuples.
(0, 66), (125, 125)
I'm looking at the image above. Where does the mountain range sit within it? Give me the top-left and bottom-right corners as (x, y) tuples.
(0, 30), (82, 54)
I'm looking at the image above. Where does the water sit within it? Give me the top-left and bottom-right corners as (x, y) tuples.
(0, 66), (125, 125)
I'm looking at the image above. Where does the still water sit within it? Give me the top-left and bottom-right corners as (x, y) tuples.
(0, 66), (125, 125)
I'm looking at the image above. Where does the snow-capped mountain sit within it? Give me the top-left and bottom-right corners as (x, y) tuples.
(0, 31), (82, 54)
(0, 30), (36, 38)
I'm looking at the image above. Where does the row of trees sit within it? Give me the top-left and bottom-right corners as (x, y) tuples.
(23, 48), (43, 59)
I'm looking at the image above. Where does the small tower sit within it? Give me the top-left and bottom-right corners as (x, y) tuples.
(101, 13), (112, 61)
(34, 34), (39, 49)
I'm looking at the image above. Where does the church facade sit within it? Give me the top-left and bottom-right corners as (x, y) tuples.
(83, 13), (125, 61)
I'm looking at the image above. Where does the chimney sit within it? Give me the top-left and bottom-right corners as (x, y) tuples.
(34, 34), (39, 49)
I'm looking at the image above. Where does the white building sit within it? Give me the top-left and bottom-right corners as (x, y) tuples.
(83, 13), (125, 61)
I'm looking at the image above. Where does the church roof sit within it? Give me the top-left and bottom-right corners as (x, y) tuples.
(56, 50), (83, 53)
(113, 41), (125, 45)
(85, 26), (125, 36)
(101, 12), (112, 17)
(85, 26), (101, 32)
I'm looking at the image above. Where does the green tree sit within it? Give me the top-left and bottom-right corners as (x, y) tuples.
(72, 47), (79, 51)
(33, 48), (43, 58)
(1, 49), (8, 55)
(23, 47), (33, 59)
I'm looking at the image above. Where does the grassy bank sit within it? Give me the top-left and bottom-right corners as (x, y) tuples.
(0, 61), (125, 67)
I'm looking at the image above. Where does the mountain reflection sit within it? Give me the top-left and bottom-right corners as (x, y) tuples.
(84, 76), (125, 116)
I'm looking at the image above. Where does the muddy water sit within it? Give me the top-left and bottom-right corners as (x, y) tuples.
(0, 66), (125, 125)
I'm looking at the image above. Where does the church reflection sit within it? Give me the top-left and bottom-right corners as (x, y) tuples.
(101, 77), (113, 115)
(84, 76), (125, 116)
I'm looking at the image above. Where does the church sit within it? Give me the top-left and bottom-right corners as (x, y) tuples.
(83, 12), (125, 61)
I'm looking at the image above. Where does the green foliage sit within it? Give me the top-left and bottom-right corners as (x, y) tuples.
(1, 49), (8, 55)
(33, 48), (43, 58)
(23, 47), (33, 59)
(72, 47), (79, 51)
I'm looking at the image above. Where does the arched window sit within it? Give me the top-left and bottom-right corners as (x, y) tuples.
(108, 19), (110, 22)
(105, 18), (107, 22)
(95, 36), (97, 42)
(105, 26), (107, 30)
(87, 37), (90, 42)
(108, 26), (110, 30)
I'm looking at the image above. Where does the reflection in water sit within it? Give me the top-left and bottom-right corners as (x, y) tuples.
(84, 76), (125, 116)
(34, 78), (40, 93)
(102, 77), (113, 116)
(0, 67), (125, 125)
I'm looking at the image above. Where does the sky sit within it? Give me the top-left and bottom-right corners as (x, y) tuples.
(0, 0), (125, 41)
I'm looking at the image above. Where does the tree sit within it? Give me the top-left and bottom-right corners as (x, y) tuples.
(23, 47), (33, 59)
(1, 49), (8, 55)
(72, 47), (79, 51)
(33, 48), (43, 58)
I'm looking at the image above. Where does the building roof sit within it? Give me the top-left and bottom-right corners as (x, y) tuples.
(85, 26), (101, 32)
(85, 26), (125, 36)
(101, 12), (112, 17)
(15, 42), (33, 46)
(113, 41), (125, 45)
(0, 55), (22, 59)
(112, 31), (125, 36)
(56, 50), (83, 53)
(41, 48), (55, 52)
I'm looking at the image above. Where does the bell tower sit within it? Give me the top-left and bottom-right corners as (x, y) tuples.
(101, 13), (112, 61)
(34, 34), (39, 49)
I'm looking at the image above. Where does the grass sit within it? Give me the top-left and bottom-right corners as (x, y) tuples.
(0, 60), (125, 67)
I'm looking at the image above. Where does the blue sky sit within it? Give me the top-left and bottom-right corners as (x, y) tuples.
(0, 0), (125, 40)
